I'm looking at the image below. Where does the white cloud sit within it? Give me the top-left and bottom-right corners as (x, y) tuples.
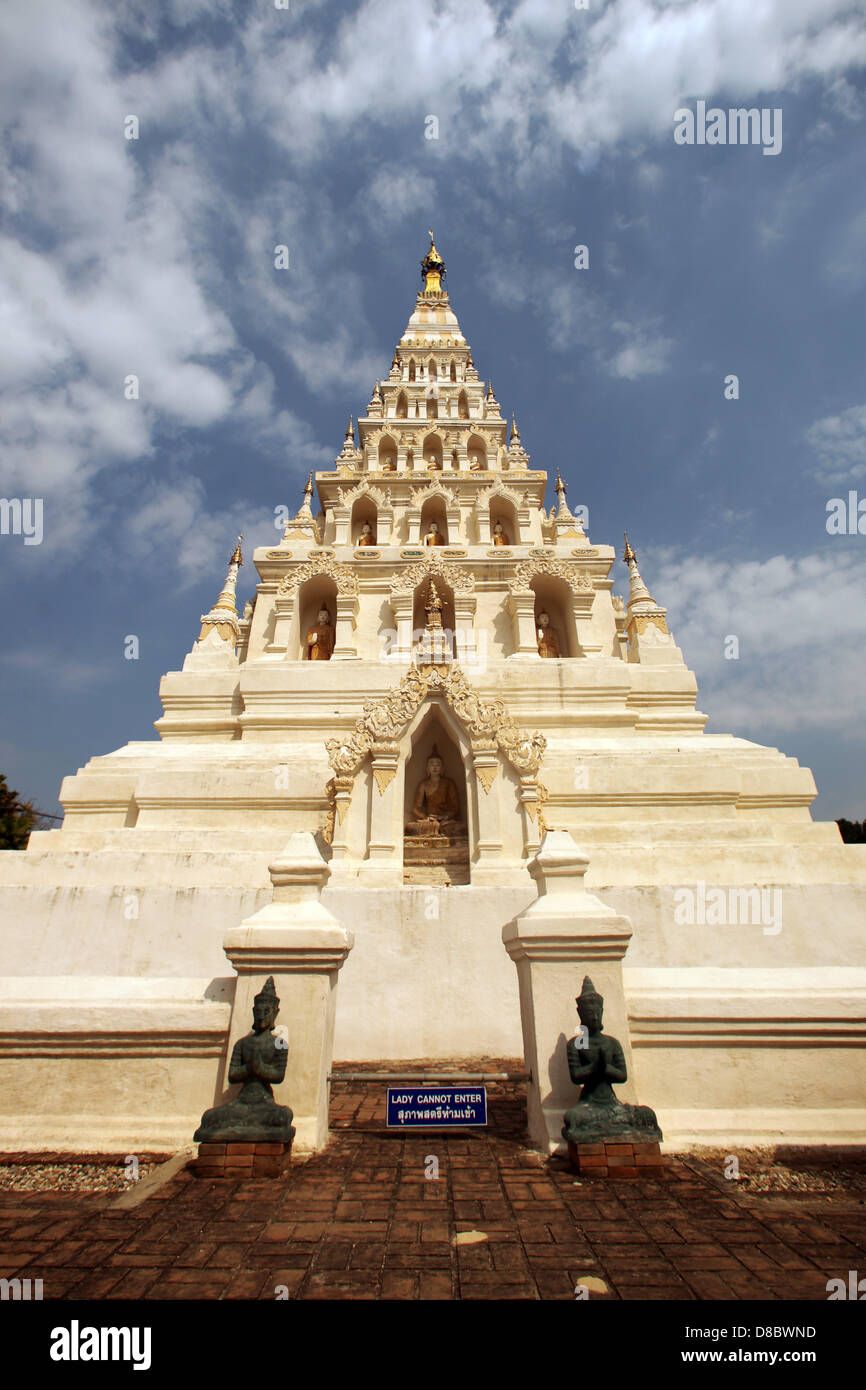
(806, 404), (866, 483)
(647, 547), (866, 735)
(609, 321), (674, 379)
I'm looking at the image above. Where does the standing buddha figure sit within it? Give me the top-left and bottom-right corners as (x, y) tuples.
(305, 606), (335, 661)
(536, 610), (561, 658)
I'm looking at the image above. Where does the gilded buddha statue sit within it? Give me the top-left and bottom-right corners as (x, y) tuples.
(424, 521), (445, 546)
(305, 606), (335, 661)
(357, 521), (376, 547)
(492, 520), (510, 546)
(405, 745), (465, 838)
(536, 610), (561, 658)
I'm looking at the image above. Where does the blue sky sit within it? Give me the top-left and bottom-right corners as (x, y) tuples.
(2, 0), (866, 821)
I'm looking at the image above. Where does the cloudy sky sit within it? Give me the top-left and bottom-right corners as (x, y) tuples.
(1, 0), (865, 821)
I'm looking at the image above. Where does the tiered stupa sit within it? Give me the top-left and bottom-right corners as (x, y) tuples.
(1, 235), (865, 1151)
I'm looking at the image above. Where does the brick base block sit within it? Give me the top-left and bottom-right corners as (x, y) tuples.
(188, 1140), (292, 1180)
(567, 1139), (666, 1180)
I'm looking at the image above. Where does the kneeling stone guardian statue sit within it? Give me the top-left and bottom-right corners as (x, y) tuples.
(562, 976), (662, 1144)
(195, 976), (296, 1144)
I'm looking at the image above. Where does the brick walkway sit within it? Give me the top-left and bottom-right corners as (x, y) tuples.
(2, 1074), (865, 1301)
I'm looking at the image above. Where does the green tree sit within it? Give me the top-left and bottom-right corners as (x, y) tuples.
(0, 775), (56, 850)
(836, 817), (866, 844)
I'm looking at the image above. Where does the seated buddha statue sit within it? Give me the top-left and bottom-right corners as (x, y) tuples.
(561, 977), (662, 1145)
(492, 520), (510, 546)
(424, 521), (445, 546)
(194, 977), (296, 1144)
(469, 453), (483, 471)
(405, 746), (465, 837)
(536, 610), (561, 658)
(357, 521), (376, 547)
(305, 606), (335, 660)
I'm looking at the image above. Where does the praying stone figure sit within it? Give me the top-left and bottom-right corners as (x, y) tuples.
(492, 520), (510, 546)
(306, 606), (335, 660)
(561, 976), (662, 1145)
(424, 521), (445, 546)
(357, 521), (376, 547)
(536, 610), (561, 658)
(405, 744), (465, 837)
(194, 977), (296, 1144)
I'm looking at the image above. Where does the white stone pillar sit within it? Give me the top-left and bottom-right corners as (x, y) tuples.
(332, 593), (359, 660)
(453, 594), (477, 666)
(502, 830), (636, 1155)
(222, 832), (354, 1152)
(361, 743), (402, 884)
(507, 590), (539, 658)
(470, 743), (504, 878)
(389, 594), (414, 664)
(270, 594), (294, 653)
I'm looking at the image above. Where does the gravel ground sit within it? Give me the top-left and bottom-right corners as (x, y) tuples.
(685, 1146), (866, 1195)
(0, 1162), (158, 1193)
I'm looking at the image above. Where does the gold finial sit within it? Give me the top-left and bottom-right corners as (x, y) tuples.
(511, 414), (521, 442)
(230, 534), (243, 566)
(421, 232), (445, 293)
(345, 416), (354, 441)
(623, 532), (636, 563)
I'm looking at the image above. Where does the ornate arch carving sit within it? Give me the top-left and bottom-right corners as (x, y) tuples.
(340, 483), (391, 508)
(389, 553), (475, 596)
(474, 482), (524, 511)
(508, 557), (594, 594)
(409, 483), (454, 507)
(324, 664), (546, 780)
(277, 556), (359, 597)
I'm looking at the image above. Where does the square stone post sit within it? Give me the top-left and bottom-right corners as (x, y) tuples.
(222, 832), (354, 1152)
(502, 830), (637, 1154)
(332, 593), (360, 660)
(507, 589), (540, 658)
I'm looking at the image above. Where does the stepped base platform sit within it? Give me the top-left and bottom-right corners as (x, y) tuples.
(403, 833), (471, 885)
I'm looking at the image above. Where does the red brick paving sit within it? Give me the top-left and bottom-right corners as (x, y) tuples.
(1, 1072), (865, 1300)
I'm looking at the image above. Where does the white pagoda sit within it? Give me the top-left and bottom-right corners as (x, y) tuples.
(1, 235), (865, 1152)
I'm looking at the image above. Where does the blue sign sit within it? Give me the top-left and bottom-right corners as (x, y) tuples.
(387, 1086), (488, 1128)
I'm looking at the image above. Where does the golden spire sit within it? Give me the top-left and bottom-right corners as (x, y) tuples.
(622, 533), (655, 608)
(511, 414), (521, 444)
(420, 231), (446, 294)
(214, 536), (243, 612)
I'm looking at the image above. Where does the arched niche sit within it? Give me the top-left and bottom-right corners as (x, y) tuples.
(490, 497), (518, 546)
(419, 496), (449, 546)
(428, 358), (437, 380)
(426, 393), (439, 420)
(297, 576), (338, 662)
(401, 707), (471, 885)
(378, 434), (397, 471)
(351, 495), (378, 546)
(412, 574), (455, 654)
(408, 359), (416, 382)
(422, 432), (443, 470)
(396, 391), (408, 418)
(457, 391), (469, 419)
(467, 432), (487, 470)
(530, 575), (580, 658)
(449, 360), (457, 382)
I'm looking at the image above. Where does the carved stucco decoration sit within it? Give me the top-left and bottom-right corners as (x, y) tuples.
(340, 483), (392, 508)
(409, 483), (456, 507)
(474, 482), (525, 511)
(389, 553), (475, 596)
(277, 556), (359, 598)
(509, 557), (594, 594)
(324, 665), (547, 804)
